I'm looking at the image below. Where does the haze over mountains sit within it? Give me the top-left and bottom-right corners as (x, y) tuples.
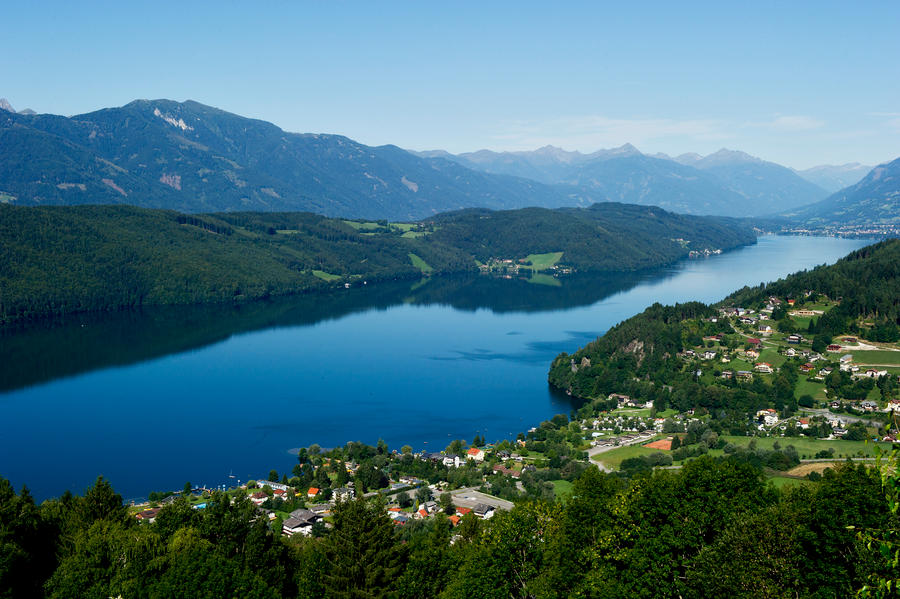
(0, 98), (885, 222)
(784, 156), (900, 228)
(421, 145), (839, 217)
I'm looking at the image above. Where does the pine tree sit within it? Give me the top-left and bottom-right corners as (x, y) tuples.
(323, 496), (404, 598)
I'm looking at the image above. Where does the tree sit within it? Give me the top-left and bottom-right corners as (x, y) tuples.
(323, 496), (403, 598)
(268, 470), (279, 483)
(183, 481), (192, 496)
(440, 492), (454, 515)
(415, 486), (432, 504)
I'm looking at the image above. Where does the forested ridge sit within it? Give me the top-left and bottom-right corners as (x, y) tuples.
(0, 456), (895, 598)
(0, 203), (755, 324)
(549, 239), (900, 411)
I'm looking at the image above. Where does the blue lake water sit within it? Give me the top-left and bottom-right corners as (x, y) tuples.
(0, 235), (870, 501)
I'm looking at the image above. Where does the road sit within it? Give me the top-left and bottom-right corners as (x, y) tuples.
(449, 487), (515, 511)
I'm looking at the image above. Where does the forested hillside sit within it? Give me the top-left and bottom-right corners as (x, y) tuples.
(548, 239), (900, 425)
(1, 454), (893, 598)
(0, 203), (755, 324)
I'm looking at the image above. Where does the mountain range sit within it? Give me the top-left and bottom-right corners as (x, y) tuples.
(0, 100), (595, 221)
(0, 98), (885, 222)
(784, 156), (900, 228)
(421, 145), (835, 217)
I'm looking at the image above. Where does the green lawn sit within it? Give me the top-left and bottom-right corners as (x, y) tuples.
(794, 378), (827, 401)
(550, 480), (574, 498)
(768, 476), (810, 489)
(342, 220), (381, 230)
(312, 270), (341, 282)
(401, 230), (427, 239)
(849, 349), (900, 365)
(408, 253), (433, 273)
(593, 441), (664, 469)
(720, 435), (889, 458)
(522, 252), (564, 271)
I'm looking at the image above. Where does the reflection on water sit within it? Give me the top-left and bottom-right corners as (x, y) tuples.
(0, 235), (872, 500)
(0, 271), (648, 393)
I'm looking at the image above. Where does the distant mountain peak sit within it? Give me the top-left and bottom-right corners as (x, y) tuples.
(699, 148), (763, 166)
(18, 108), (36, 115)
(0, 98), (14, 113)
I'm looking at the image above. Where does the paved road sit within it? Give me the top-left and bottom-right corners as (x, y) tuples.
(449, 487), (514, 511)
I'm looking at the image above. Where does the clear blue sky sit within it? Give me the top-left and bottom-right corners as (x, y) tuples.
(3, 1), (898, 168)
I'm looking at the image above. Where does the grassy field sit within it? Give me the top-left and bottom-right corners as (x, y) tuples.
(593, 442), (664, 469)
(794, 377), (827, 401)
(550, 479), (574, 498)
(342, 220), (381, 230)
(850, 349), (900, 365)
(312, 270), (341, 282)
(720, 435), (889, 458)
(768, 475), (810, 489)
(523, 252), (563, 271)
(408, 253), (433, 273)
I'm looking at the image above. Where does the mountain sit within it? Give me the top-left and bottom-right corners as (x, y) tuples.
(0, 202), (755, 324)
(796, 163), (872, 193)
(425, 145), (828, 217)
(0, 100), (597, 220)
(784, 157), (900, 227)
(682, 148), (830, 215)
(0, 98), (14, 113)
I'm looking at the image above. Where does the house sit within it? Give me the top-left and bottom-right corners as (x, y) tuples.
(455, 507), (472, 518)
(756, 409), (779, 426)
(754, 362), (774, 374)
(266, 481), (291, 492)
(702, 350), (717, 360)
(887, 400), (900, 412)
(135, 508), (161, 523)
(745, 349), (760, 359)
(864, 369), (888, 379)
(747, 338), (762, 347)
(443, 455), (464, 468)
(758, 325), (773, 335)
(310, 503), (333, 516)
(736, 371), (753, 381)
(466, 447), (485, 462)
(787, 335), (802, 344)
(249, 491), (269, 506)
(492, 464), (519, 478)
(842, 337), (858, 344)
(832, 427), (848, 437)
(307, 487), (320, 500)
(798, 418), (810, 430)
(449, 515), (461, 527)
(472, 503), (496, 519)
(829, 400), (841, 409)
(840, 354), (854, 363)
(861, 400), (879, 412)
(827, 344), (842, 352)
(800, 363), (815, 373)
(282, 508), (319, 537)
(333, 487), (354, 502)
(721, 370), (734, 380)
(784, 348), (797, 357)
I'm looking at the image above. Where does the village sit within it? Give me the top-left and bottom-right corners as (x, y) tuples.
(130, 290), (900, 534)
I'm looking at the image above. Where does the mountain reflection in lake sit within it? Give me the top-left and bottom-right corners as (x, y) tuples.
(0, 235), (871, 500)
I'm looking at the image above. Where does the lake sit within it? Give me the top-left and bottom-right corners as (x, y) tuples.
(0, 235), (870, 501)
